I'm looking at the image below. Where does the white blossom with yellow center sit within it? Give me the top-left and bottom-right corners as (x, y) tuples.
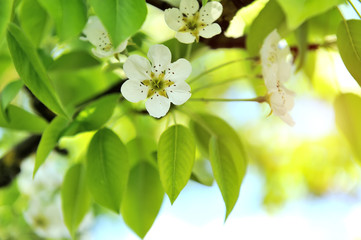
(164, 0), (223, 43)
(260, 30), (295, 126)
(82, 16), (128, 58)
(121, 44), (192, 118)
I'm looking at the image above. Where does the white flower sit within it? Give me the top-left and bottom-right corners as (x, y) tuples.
(260, 30), (295, 126)
(121, 44), (192, 118)
(164, 0), (223, 43)
(82, 16), (128, 58)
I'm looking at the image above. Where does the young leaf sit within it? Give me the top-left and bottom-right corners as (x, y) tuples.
(191, 159), (214, 187)
(61, 163), (92, 237)
(86, 128), (129, 212)
(276, 0), (343, 30)
(121, 162), (164, 238)
(37, 0), (87, 41)
(88, 0), (147, 47)
(334, 93), (361, 163)
(127, 137), (157, 168)
(0, 0), (12, 41)
(18, 0), (48, 46)
(209, 136), (241, 219)
(33, 116), (69, 177)
(0, 80), (24, 119)
(337, 20), (361, 87)
(6, 23), (68, 117)
(247, 0), (285, 56)
(75, 93), (119, 132)
(0, 105), (48, 132)
(49, 51), (101, 72)
(158, 124), (196, 204)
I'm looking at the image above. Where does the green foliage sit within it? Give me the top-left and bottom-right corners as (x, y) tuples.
(62, 163), (92, 237)
(247, 0), (285, 56)
(37, 0), (87, 41)
(33, 116), (69, 176)
(276, 0), (344, 30)
(0, 0), (12, 42)
(6, 23), (68, 117)
(89, 0), (147, 48)
(0, 80), (23, 119)
(49, 51), (101, 72)
(121, 162), (164, 238)
(0, 105), (48, 132)
(337, 20), (361, 87)
(127, 137), (157, 168)
(86, 128), (129, 212)
(334, 93), (361, 163)
(157, 124), (196, 204)
(18, 0), (48, 46)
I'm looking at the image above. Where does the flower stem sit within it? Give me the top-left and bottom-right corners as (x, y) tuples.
(189, 96), (267, 103)
(347, 0), (361, 18)
(185, 43), (193, 60)
(188, 57), (257, 84)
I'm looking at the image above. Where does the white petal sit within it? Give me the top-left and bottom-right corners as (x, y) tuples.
(166, 81), (191, 105)
(199, 23), (221, 38)
(199, 1), (223, 24)
(180, 0), (199, 15)
(278, 113), (295, 126)
(83, 16), (112, 50)
(165, 58), (192, 82)
(147, 44), (172, 74)
(92, 48), (113, 58)
(175, 31), (196, 44)
(123, 55), (151, 81)
(121, 80), (148, 103)
(164, 8), (183, 31)
(145, 95), (171, 118)
(269, 88), (294, 115)
(114, 38), (129, 53)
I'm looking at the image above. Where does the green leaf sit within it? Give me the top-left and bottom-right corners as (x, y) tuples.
(0, 80), (23, 119)
(0, 0), (12, 41)
(247, 0), (285, 56)
(33, 116), (69, 177)
(50, 51), (101, 72)
(89, 0), (147, 47)
(308, 8), (341, 43)
(6, 23), (68, 117)
(276, 0), (344, 30)
(191, 159), (214, 186)
(86, 128), (129, 212)
(37, 0), (87, 41)
(75, 93), (119, 132)
(127, 137), (157, 168)
(295, 22), (308, 71)
(121, 162), (164, 238)
(334, 93), (361, 163)
(18, 0), (48, 46)
(157, 124), (196, 204)
(209, 136), (241, 219)
(0, 105), (48, 132)
(337, 20), (361, 87)
(61, 163), (92, 237)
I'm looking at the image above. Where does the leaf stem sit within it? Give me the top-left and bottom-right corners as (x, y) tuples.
(189, 96), (267, 103)
(347, 0), (361, 19)
(185, 43), (193, 60)
(188, 57), (257, 84)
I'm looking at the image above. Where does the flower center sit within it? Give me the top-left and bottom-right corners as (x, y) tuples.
(186, 21), (198, 30)
(179, 12), (207, 42)
(142, 72), (175, 98)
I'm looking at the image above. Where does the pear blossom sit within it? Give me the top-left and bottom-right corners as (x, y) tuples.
(260, 30), (295, 126)
(164, 0), (223, 43)
(121, 44), (192, 118)
(82, 16), (128, 58)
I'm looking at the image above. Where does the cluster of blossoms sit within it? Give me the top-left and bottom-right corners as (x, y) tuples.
(260, 30), (295, 126)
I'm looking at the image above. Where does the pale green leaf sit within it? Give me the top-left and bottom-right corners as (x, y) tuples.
(121, 162), (164, 238)
(126, 137), (157, 168)
(34, 116), (69, 177)
(18, 0), (48, 46)
(191, 159), (214, 187)
(0, 0), (12, 41)
(6, 23), (68, 117)
(276, 0), (344, 30)
(337, 20), (361, 87)
(61, 163), (92, 237)
(334, 93), (361, 163)
(0, 80), (23, 119)
(89, 0), (147, 47)
(158, 124), (196, 204)
(0, 105), (48, 132)
(49, 51), (101, 72)
(37, 0), (87, 41)
(86, 128), (129, 212)
(247, 0), (285, 56)
(209, 136), (241, 219)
